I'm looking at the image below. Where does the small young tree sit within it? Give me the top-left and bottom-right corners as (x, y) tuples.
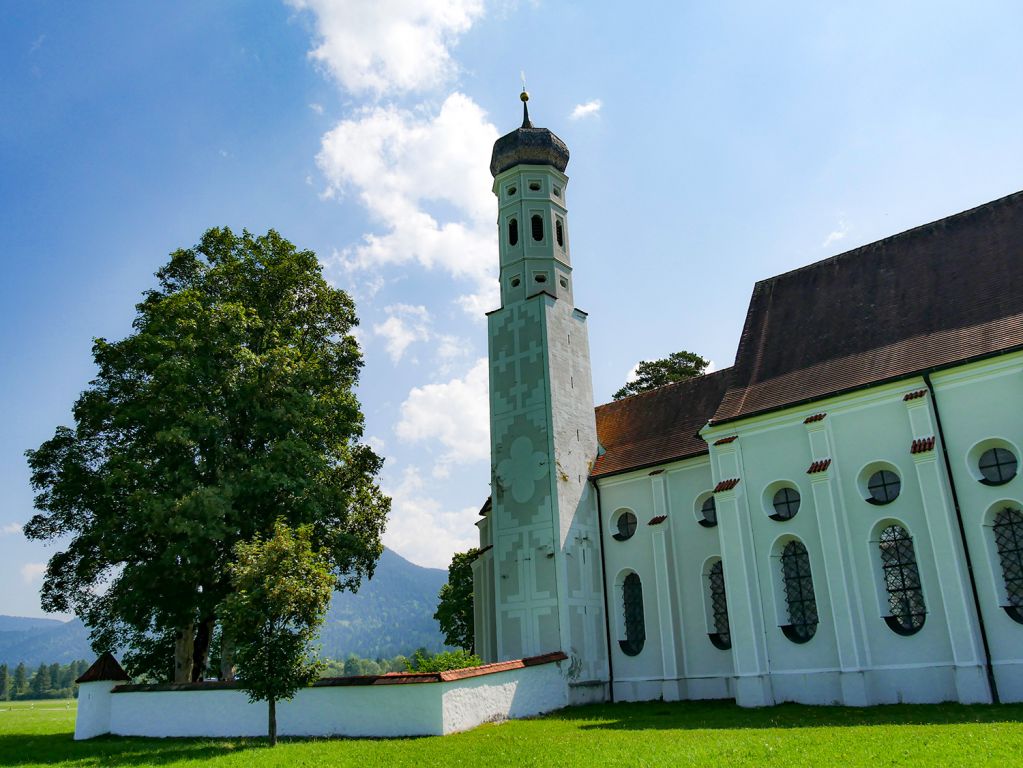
(434, 548), (479, 653)
(613, 350), (710, 400)
(218, 522), (334, 746)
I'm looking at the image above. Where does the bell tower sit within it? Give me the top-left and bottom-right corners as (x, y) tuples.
(480, 92), (607, 690)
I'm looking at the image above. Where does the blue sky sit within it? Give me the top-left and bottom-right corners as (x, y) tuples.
(3, 1), (1023, 619)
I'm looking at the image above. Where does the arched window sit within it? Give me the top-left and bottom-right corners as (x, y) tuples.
(508, 218), (519, 246)
(531, 214), (544, 242)
(878, 525), (926, 635)
(993, 507), (1023, 624)
(555, 219), (564, 247)
(779, 540), (818, 643)
(699, 495), (717, 528)
(620, 572), (645, 656)
(707, 560), (731, 650)
(770, 487), (800, 520)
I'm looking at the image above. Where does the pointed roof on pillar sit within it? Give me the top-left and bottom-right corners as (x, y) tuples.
(76, 652), (130, 684)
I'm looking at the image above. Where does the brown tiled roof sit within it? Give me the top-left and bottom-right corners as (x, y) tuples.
(712, 190), (1023, 424)
(76, 652), (130, 684)
(591, 368), (734, 478)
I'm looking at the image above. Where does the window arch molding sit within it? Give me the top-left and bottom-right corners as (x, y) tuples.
(869, 519), (927, 636)
(615, 569), (646, 657)
(771, 535), (819, 644)
(983, 501), (1023, 624)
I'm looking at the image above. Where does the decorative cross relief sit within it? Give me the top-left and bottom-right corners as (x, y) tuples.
(497, 435), (549, 503)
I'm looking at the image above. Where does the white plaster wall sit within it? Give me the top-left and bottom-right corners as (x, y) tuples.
(78, 661), (569, 740)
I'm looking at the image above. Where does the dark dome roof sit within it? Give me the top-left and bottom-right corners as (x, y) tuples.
(490, 100), (570, 177)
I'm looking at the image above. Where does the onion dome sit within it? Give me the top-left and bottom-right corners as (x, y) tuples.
(490, 91), (570, 177)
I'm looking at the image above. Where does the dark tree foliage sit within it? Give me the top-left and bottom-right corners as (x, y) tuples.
(25, 228), (390, 682)
(434, 548), (479, 653)
(612, 351), (710, 400)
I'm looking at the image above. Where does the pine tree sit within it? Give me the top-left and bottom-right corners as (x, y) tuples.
(13, 663), (28, 698)
(31, 663), (51, 698)
(0, 664), (9, 701)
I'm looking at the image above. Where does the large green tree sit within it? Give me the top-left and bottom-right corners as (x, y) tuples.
(218, 522), (334, 746)
(25, 228), (389, 682)
(612, 350), (710, 400)
(434, 548), (479, 653)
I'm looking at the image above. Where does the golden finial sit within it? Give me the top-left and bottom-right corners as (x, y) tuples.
(520, 73), (533, 127)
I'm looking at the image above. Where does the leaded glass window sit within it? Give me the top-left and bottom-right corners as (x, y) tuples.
(993, 507), (1023, 624)
(867, 470), (901, 505)
(771, 487), (800, 520)
(707, 560), (731, 650)
(613, 511), (637, 541)
(779, 540), (818, 643)
(979, 448), (1018, 486)
(620, 572), (645, 656)
(878, 525), (926, 635)
(699, 496), (717, 528)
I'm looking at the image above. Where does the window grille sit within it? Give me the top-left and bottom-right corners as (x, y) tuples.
(620, 572), (645, 656)
(707, 560), (731, 650)
(508, 218), (518, 246)
(867, 469), (901, 505)
(779, 540), (818, 643)
(993, 507), (1023, 624)
(771, 487), (800, 520)
(878, 525), (926, 635)
(699, 496), (717, 528)
(979, 447), (1018, 486)
(613, 511), (637, 541)
(531, 214), (544, 242)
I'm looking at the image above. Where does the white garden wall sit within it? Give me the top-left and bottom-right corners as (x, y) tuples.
(75, 652), (568, 740)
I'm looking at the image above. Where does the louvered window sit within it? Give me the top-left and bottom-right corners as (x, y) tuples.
(707, 560), (731, 650)
(556, 219), (564, 247)
(993, 507), (1023, 624)
(531, 214), (544, 242)
(879, 525), (926, 635)
(620, 572), (645, 656)
(779, 540), (818, 643)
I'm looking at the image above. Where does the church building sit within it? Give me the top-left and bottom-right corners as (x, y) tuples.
(472, 94), (1023, 707)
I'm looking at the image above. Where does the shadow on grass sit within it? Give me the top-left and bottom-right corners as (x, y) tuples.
(0, 732), (267, 766)
(550, 699), (1023, 731)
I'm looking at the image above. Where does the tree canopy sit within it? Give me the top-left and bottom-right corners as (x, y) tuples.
(612, 351), (710, 400)
(434, 548), (479, 653)
(219, 522), (334, 746)
(25, 228), (389, 682)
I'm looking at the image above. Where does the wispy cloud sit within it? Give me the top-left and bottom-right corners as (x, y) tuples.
(21, 562), (45, 584)
(29, 35), (45, 54)
(1, 522), (22, 536)
(822, 218), (850, 248)
(569, 99), (602, 120)
(308, 102), (324, 115)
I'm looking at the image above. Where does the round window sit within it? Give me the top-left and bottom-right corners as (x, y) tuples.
(979, 447), (1018, 486)
(867, 470), (901, 505)
(770, 487), (800, 520)
(699, 496), (717, 528)
(613, 511), (637, 541)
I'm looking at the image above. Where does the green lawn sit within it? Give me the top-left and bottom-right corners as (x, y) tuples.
(2, 697), (1022, 767)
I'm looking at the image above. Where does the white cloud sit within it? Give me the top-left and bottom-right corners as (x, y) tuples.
(569, 99), (602, 120)
(21, 562), (45, 584)
(317, 92), (500, 314)
(373, 304), (432, 363)
(1, 522), (22, 536)
(396, 357), (489, 472)
(308, 102), (324, 115)
(382, 466), (480, 567)
(288, 0), (483, 96)
(822, 218), (850, 248)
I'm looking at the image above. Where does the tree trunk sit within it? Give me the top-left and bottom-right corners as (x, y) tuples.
(220, 633), (236, 681)
(268, 697), (277, 746)
(173, 623), (195, 683)
(191, 616), (216, 682)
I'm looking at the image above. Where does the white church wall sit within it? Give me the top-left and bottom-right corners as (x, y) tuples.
(76, 656), (570, 740)
(931, 353), (1023, 702)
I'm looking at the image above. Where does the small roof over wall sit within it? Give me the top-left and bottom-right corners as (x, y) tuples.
(76, 652), (130, 684)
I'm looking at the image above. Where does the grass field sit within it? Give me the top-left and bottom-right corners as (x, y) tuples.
(2, 697), (1022, 766)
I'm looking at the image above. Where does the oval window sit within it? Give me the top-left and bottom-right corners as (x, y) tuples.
(508, 218), (519, 246)
(531, 214), (544, 242)
(613, 511), (637, 541)
(770, 487), (800, 520)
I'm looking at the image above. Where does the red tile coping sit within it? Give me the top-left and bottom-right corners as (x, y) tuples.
(76, 652), (130, 684)
(648, 469), (665, 476)
(713, 435), (738, 445)
(911, 436), (936, 454)
(648, 515), (668, 525)
(807, 458), (832, 474)
(903, 389), (928, 401)
(803, 413), (827, 424)
(110, 651), (568, 693)
(714, 478), (741, 492)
